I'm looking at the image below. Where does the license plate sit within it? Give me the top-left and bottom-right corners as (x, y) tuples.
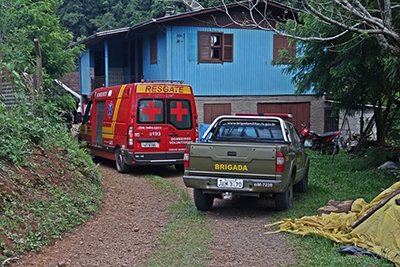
(141, 142), (159, 148)
(217, 178), (243, 188)
(254, 182), (273, 188)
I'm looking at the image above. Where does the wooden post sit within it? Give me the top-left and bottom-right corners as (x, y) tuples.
(350, 187), (400, 228)
(34, 38), (43, 99)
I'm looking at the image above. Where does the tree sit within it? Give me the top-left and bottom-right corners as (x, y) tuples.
(277, 22), (400, 144)
(0, 0), (82, 99)
(221, 0), (400, 58)
(58, 0), (102, 41)
(295, 0), (400, 57)
(276, 1), (400, 145)
(58, 0), (235, 41)
(219, 0), (400, 145)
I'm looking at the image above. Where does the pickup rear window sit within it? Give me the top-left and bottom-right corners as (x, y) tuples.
(212, 121), (285, 142)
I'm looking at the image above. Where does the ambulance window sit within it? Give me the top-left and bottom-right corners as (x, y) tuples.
(83, 101), (92, 123)
(95, 101), (105, 144)
(168, 99), (192, 130)
(138, 99), (164, 123)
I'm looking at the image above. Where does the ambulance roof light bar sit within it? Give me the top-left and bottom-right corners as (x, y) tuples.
(234, 113), (293, 119)
(143, 79), (184, 84)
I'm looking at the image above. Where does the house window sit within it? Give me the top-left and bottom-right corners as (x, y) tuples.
(324, 108), (339, 132)
(150, 33), (157, 64)
(273, 34), (296, 64)
(198, 32), (233, 63)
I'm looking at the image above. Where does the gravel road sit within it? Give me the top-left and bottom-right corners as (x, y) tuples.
(10, 161), (295, 267)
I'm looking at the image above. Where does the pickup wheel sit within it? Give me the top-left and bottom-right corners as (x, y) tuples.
(294, 166), (309, 193)
(115, 147), (130, 173)
(193, 188), (214, 211)
(274, 179), (293, 211)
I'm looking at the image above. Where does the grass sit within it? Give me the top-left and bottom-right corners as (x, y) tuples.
(140, 150), (399, 267)
(138, 174), (211, 267)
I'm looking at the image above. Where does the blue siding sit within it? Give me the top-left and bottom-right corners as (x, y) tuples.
(80, 25), (297, 97)
(166, 26), (296, 96)
(143, 31), (168, 80)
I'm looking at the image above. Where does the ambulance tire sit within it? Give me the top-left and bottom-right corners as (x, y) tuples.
(115, 147), (130, 173)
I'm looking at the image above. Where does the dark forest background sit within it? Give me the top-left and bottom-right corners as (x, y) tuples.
(58, 0), (297, 42)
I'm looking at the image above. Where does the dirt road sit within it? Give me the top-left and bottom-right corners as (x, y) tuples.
(11, 161), (294, 267)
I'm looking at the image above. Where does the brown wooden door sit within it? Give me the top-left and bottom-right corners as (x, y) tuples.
(203, 103), (231, 123)
(257, 102), (310, 132)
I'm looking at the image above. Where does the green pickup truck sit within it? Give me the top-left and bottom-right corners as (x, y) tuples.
(183, 115), (309, 211)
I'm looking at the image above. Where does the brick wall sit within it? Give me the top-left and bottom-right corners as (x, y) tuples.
(60, 72), (80, 95)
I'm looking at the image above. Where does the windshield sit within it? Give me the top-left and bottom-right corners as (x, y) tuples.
(212, 120), (285, 142)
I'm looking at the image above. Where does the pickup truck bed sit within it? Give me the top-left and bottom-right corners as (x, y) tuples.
(183, 115), (309, 211)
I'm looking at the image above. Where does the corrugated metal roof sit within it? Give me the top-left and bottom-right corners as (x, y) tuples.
(71, 0), (299, 48)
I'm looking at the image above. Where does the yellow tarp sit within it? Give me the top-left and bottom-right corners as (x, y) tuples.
(265, 180), (400, 266)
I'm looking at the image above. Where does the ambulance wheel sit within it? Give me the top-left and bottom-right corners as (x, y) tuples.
(115, 147), (130, 173)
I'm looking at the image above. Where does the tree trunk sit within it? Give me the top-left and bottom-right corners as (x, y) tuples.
(374, 106), (385, 145)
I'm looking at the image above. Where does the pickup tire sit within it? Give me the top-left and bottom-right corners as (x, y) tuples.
(193, 188), (214, 211)
(274, 178), (293, 211)
(294, 165), (309, 193)
(115, 147), (130, 173)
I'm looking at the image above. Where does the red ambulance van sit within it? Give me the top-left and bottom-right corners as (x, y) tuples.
(79, 81), (198, 173)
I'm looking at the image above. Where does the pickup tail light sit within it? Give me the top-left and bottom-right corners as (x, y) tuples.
(128, 126), (134, 148)
(276, 151), (285, 172)
(183, 147), (190, 168)
(195, 114), (199, 140)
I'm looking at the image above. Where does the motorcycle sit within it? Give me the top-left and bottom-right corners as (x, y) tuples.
(300, 123), (341, 154)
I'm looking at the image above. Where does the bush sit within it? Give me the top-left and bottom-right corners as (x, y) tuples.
(0, 96), (103, 262)
(358, 145), (400, 167)
(0, 95), (73, 165)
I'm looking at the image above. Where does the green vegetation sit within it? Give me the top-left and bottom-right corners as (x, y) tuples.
(275, 2), (400, 146)
(275, 150), (399, 267)
(0, 97), (103, 262)
(0, 0), (101, 262)
(0, 0), (82, 85)
(58, 0), (236, 41)
(139, 174), (211, 267)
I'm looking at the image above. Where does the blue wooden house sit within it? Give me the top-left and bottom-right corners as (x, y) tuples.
(76, 1), (333, 133)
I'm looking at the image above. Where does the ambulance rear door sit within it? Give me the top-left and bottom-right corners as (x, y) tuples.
(136, 98), (168, 161)
(134, 85), (196, 164)
(166, 98), (195, 159)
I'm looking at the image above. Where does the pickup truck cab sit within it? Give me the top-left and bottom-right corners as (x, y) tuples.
(183, 114), (309, 211)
